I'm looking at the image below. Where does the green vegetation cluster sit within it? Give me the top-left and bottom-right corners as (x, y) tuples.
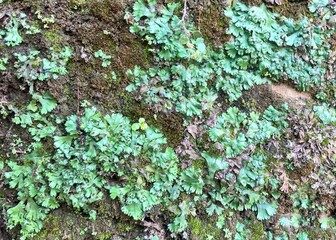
(4, 96), (180, 238)
(209, 106), (288, 158)
(0, 10), (72, 94)
(126, 0), (331, 117)
(0, 0), (335, 239)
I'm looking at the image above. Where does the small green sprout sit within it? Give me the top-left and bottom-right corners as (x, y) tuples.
(132, 118), (148, 131)
(94, 49), (112, 67)
(0, 57), (8, 71)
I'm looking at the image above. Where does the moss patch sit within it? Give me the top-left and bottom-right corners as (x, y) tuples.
(189, 217), (221, 240)
(190, 2), (230, 46)
(250, 221), (266, 240)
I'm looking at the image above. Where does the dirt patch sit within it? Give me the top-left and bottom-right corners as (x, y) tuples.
(268, 83), (312, 108)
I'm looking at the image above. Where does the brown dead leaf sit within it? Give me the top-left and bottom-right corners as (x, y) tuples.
(187, 124), (198, 138)
(279, 171), (290, 193)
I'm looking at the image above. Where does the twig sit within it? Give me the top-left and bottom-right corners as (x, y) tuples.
(4, 124), (13, 139)
(77, 78), (80, 115)
(181, 0), (187, 23)
(178, 0), (190, 36)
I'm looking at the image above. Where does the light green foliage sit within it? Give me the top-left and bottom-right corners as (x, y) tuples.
(309, 0), (329, 13)
(279, 216), (292, 227)
(5, 100), (180, 238)
(126, 0), (217, 117)
(168, 201), (194, 233)
(126, 0), (331, 117)
(180, 167), (204, 194)
(290, 187), (315, 210)
(0, 57), (8, 71)
(5, 145), (54, 239)
(29, 93), (57, 114)
(296, 232), (308, 240)
(202, 152), (228, 179)
(279, 213), (302, 230)
(12, 93), (57, 141)
(224, 2), (330, 91)
(14, 47), (72, 93)
(126, 0), (267, 117)
(0, 12), (40, 47)
(308, 0), (336, 21)
(319, 216), (336, 230)
(53, 107), (178, 215)
(209, 106), (287, 158)
(234, 222), (251, 240)
(313, 104), (336, 125)
(208, 153), (280, 220)
(2, 0), (335, 239)
(94, 49), (112, 67)
(131, 117), (148, 130)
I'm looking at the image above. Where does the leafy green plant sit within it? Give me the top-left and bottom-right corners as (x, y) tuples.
(313, 104), (336, 125)
(308, 0), (336, 21)
(296, 232), (309, 240)
(0, 12), (40, 47)
(209, 105), (287, 158)
(234, 222), (251, 240)
(94, 49), (112, 67)
(223, 153), (279, 220)
(126, 0), (331, 117)
(168, 201), (195, 233)
(224, 2), (331, 91)
(180, 167), (204, 194)
(2, 0), (335, 239)
(5, 99), (180, 238)
(5, 145), (55, 239)
(12, 93), (57, 141)
(0, 57), (8, 71)
(126, 0), (266, 116)
(319, 216), (336, 230)
(14, 47), (72, 93)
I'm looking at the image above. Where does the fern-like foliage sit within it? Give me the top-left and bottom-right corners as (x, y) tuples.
(224, 3), (331, 91)
(126, 0), (331, 117)
(5, 102), (179, 238)
(207, 153), (280, 221)
(209, 105), (288, 158)
(126, 0), (267, 117)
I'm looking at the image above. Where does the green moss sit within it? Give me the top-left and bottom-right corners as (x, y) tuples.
(189, 217), (221, 240)
(116, 221), (135, 233)
(193, 2), (230, 46)
(191, 157), (206, 171)
(250, 221), (265, 240)
(45, 29), (64, 52)
(87, 0), (126, 21)
(35, 214), (63, 240)
(307, 227), (336, 240)
(97, 233), (113, 240)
